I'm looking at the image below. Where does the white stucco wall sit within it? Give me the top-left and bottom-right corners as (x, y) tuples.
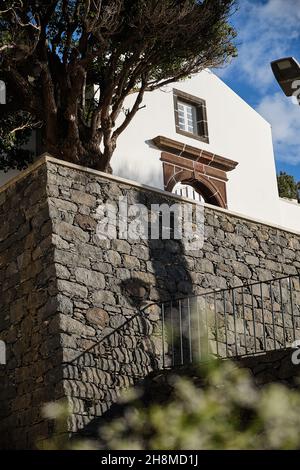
(279, 198), (300, 233)
(111, 70), (282, 226)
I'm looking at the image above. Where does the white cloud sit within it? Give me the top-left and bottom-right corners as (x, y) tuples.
(218, 0), (300, 166)
(257, 92), (300, 164)
(219, 0), (300, 91)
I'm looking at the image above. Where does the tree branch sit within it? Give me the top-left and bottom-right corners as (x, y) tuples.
(9, 118), (42, 135)
(112, 78), (147, 140)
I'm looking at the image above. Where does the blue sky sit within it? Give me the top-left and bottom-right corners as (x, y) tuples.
(215, 0), (300, 181)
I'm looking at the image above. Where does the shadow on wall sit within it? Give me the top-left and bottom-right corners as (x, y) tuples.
(63, 190), (196, 437)
(120, 188), (198, 368)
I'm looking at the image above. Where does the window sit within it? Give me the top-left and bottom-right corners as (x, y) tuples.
(173, 89), (209, 143)
(177, 101), (198, 135)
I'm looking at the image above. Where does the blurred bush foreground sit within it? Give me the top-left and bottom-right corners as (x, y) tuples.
(39, 358), (300, 450)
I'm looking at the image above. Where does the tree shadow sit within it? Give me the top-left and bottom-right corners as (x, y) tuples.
(64, 190), (199, 435)
(66, 189), (198, 439)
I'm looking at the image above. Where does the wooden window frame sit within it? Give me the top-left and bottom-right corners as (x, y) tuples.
(173, 88), (209, 144)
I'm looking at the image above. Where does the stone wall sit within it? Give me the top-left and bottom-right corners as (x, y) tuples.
(1, 156), (300, 448)
(239, 349), (300, 387)
(0, 163), (64, 449)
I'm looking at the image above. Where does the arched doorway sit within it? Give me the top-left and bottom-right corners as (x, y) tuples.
(154, 135), (239, 210)
(167, 169), (226, 208)
(172, 181), (204, 203)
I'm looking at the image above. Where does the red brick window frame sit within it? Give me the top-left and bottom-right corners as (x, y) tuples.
(173, 88), (209, 144)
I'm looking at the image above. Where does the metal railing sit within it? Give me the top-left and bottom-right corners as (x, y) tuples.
(157, 273), (300, 368)
(64, 273), (300, 434)
(64, 273), (300, 376)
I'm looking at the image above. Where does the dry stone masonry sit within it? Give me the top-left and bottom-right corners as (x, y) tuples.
(1, 156), (300, 448)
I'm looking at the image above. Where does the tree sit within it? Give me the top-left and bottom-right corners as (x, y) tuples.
(277, 171), (298, 200)
(0, 0), (237, 173)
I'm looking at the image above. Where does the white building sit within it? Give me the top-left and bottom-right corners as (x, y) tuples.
(111, 70), (300, 233)
(1, 69), (300, 233)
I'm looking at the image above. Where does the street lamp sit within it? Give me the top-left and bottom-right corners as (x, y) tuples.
(271, 57), (300, 205)
(271, 57), (300, 97)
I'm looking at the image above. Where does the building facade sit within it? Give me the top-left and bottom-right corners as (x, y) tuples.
(111, 70), (300, 233)
(1, 70), (299, 232)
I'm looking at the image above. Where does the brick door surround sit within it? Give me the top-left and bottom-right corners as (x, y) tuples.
(153, 135), (239, 208)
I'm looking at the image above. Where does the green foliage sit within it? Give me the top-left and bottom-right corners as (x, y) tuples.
(0, 109), (34, 171)
(41, 359), (300, 450)
(277, 171), (298, 200)
(99, 361), (300, 450)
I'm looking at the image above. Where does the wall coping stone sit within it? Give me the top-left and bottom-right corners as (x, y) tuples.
(1, 153), (300, 237)
(279, 197), (300, 206)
